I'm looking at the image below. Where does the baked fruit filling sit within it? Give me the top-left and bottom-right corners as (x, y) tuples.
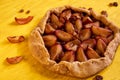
(29, 6), (120, 78)
(42, 8), (114, 63)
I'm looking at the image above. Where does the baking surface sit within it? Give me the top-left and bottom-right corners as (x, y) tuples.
(0, 0), (120, 80)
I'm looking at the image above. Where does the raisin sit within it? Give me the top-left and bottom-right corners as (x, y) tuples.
(19, 9), (24, 13)
(101, 10), (108, 17)
(26, 10), (30, 14)
(93, 75), (103, 80)
(113, 2), (118, 7)
(108, 2), (118, 7)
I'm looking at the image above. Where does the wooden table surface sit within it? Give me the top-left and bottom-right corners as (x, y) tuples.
(0, 0), (120, 80)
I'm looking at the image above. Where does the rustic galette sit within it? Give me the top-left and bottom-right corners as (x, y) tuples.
(28, 6), (120, 78)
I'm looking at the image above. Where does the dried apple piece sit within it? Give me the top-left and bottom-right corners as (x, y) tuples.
(15, 16), (33, 24)
(82, 16), (93, 24)
(76, 46), (87, 62)
(72, 13), (81, 19)
(43, 35), (57, 47)
(51, 13), (63, 28)
(79, 29), (91, 41)
(6, 56), (23, 64)
(75, 19), (83, 32)
(97, 39), (107, 54)
(60, 10), (71, 21)
(65, 21), (75, 34)
(49, 43), (63, 61)
(80, 39), (96, 50)
(92, 26), (112, 37)
(86, 47), (100, 59)
(107, 34), (114, 42)
(64, 39), (81, 51)
(44, 23), (55, 34)
(95, 49), (102, 57)
(7, 36), (25, 43)
(55, 30), (73, 42)
(61, 51), (75, 62)
(84, 21), (100, 28)
(96, 36), (109, 44)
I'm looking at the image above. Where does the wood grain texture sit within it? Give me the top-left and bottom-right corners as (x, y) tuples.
(0, 0), (120, 80)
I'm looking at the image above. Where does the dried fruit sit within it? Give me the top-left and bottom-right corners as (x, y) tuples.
(86, 47), (100, 59)
(96, 36), (109, 44)
(26, 10), (30, 14)
(19, 9), (24, 13)
(43, 35), (57, 47)
(70, 13), (81, 21)
(113, 2), (118, 7)
(61, 51), (75, 62)
(50, 23), (58, 29)
(75, 19), (82, 32)
(80, 39), (96, 50)
(15, 16), (33, 24)
(76, 47), (87, 62)
(92, 26), (112, 37)
(101, 10), (108, 17)
(72, 13), (81, 19)
(93, 75), (103, 80)
(97, 39), (107, 54)
(95, 49), (102, 56)
(64, 39), (81, 51)
(79, 29), (91, 41)
(44, 23), (55, 34)
(107, 34), (114, 42)
(84, 21), (100, 28)
(51, 13), (63, 28)
(65, 21), (75, 34)
(55, 30), (73, 42)
(49, 43), (63, 61)
(6, 56), (23, 64)
(108, 2), (118, 7)
(60, 10), (71, 21)
(82, 16), (93, 24)
(7, 36), (25, 43)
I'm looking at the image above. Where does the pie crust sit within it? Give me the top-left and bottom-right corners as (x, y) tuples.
(28, 6), (120, 78)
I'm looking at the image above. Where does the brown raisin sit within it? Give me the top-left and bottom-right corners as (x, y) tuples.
(113, 2), (118, 7)
(19, 9), (24, 13)
(93, 75), (103, 80)
(108, 2), (118, 7)
(101, 10), (108, 17)
(26, 10), (30, 14)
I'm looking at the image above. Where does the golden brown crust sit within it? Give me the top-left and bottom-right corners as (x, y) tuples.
(28, 6), (120, 78)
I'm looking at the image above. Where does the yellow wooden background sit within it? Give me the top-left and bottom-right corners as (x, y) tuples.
(0, 0), (120, 80)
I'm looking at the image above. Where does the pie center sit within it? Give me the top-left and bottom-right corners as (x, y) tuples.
(42, 8), (114, 63)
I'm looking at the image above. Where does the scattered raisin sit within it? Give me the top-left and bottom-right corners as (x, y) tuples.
(19, 9), (24, 13)
(26, 10), (30, 14)
(109, 3), (113, 7)
(113, 2), (118, 7)
(88, 7), (92, 10)
(93, 75), (103, 80)
(108, 2), (118, 7)
(101, 10), (108, 17)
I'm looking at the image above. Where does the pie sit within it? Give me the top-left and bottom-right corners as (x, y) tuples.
(28, 6), (120, 78)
